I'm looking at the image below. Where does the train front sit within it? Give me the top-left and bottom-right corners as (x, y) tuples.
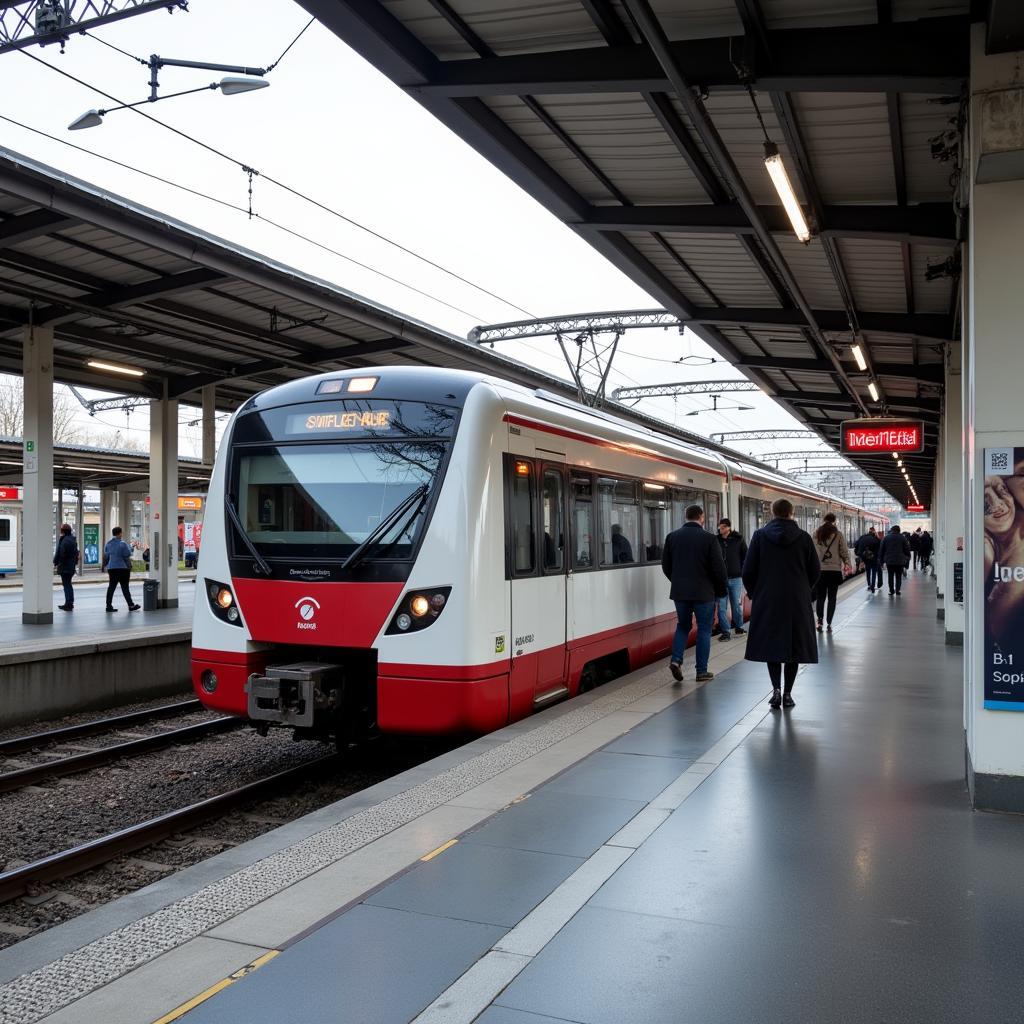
(191, 368), (476, 744)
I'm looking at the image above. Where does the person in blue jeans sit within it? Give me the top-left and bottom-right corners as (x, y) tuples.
(103, 526), (140, 612)
(661, 504), (728, 683)
(714, 518), (747, 642)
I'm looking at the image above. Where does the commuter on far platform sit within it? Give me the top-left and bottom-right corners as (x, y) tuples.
(53, 523), (79, 612)
(910, 528), (922, 569)
(813, 512), (852, 633)
(919, 530), (934, 575)
(662, 504), (728, 684)
(880, 525), (911, 596)
(854, 526), (882, 593)
(713, 517), (747, 642)
(742, 498), (819, 709)
(103, 526), (140, 612)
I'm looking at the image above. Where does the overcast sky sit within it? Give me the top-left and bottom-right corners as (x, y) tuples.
(0, 0), (873, 493)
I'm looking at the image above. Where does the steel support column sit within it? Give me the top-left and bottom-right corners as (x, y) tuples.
(22, 325), (53, 624)
(148, 393), (179, 608)
(201, 384), (217, 467)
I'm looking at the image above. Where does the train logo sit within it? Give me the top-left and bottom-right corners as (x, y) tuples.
(294, 596), (321, 630)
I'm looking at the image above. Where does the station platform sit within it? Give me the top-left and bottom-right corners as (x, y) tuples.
(2, 571), (1015, 1024)
(0, 584), (196, 728)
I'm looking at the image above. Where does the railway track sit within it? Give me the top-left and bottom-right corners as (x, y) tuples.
(0, 754), (340, 903)
(0, 716), (243, 794)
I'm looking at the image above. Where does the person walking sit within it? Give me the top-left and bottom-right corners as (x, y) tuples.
(813, 512), (852, 632)
(879, 525), (911, 596)
(854, 526), (882, 592)
(714, 517), (747, 642)
(103, 526), (140, 612)
(662, 504), (728, 683)
(53, 523), (79, 612)
(742, 498), (819, 709)
(910, 528), (922, 570)
(919, 530), (934, 575)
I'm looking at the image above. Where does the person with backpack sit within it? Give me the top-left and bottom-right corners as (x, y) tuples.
(854, 526), (882, 593)
(53, 523), (79, 612)
(880, 525), (912, 596)
(813, 512), (852, 632)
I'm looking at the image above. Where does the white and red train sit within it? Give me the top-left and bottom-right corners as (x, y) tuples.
(192, 367), (886, 741)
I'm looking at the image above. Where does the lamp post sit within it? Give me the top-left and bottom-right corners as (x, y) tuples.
(68, 54), (269, 130)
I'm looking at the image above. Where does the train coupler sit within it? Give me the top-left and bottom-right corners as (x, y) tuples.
(245, 661), (341, 728)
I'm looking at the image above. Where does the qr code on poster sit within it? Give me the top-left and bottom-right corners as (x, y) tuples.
(986, 448), (1013, 475)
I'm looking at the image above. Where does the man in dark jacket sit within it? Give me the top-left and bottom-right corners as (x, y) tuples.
(919, 530), (934, 574)
(910, 529), (922, 569)
(662, 504), (728, 683)
(743, 498), (819, 709)
(714, 518), (748, 641)
(53, 523), (79, 611)
(880, 525), (911, 595)
(854, 526), (882, 592)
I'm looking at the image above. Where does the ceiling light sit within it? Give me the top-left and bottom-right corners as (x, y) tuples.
(764, 142), (811, 243)
(87, 360), (145, 378)
(851, 344), (867, 371)
(868, 381), (880, 402)
(892, 452), (898, 459)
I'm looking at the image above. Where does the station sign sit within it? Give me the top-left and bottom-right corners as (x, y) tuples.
(840, 419), (924, 454)
(906, 504), (927, 513)
(178, 496), (203, 511)
(0, 486), (20, 500)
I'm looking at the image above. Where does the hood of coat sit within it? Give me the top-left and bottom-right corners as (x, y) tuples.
(761, 517), (803, 547)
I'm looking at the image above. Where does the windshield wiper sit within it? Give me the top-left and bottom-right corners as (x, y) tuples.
(343, 484), (429, 571)
(225, 494), (272, 576)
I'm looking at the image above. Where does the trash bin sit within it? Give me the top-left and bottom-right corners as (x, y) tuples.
(142, 579), (160, 611)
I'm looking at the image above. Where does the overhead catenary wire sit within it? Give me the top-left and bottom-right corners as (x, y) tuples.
(26, 46), (535, 320)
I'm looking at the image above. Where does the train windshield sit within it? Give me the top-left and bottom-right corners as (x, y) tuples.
(233, 440), (445, 560)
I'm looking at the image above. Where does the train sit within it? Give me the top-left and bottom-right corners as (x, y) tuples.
(191, 367), (887, 743)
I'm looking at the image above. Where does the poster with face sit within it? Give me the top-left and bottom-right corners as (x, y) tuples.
(983, 448), (1024, 709)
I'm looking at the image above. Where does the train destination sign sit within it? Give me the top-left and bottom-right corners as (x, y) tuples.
(840, 419), (924, 454)
(286, 409), (392, 433)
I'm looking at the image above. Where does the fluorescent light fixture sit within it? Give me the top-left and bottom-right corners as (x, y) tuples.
(897, 459), (903, 467)
(68, 109), (104, 131)
(643, 482), (666, 491)
(764, 142), (811, 243)
(218, 76), (270, 96)
(867, 380), (880, 402)
(87, 360), (145, 378)
(892, 452), (899, 459)
(851, 344), (867, 371)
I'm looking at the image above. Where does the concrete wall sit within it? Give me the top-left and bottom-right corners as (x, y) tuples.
(0, 634), (191, 728)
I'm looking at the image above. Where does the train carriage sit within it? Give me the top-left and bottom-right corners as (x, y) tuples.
(192, 367), (886, 742)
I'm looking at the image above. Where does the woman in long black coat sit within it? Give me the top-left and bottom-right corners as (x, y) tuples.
(742, 498), (820, 709)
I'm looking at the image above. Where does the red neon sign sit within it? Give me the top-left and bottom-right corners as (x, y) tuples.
(841, 419), (924, 454)
(906, 504), (927, 513)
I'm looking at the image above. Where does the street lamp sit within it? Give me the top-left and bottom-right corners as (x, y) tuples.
(68, 54), (269, 130)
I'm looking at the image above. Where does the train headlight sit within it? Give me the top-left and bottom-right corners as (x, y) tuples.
(205, 579), (243, 628)
(386, 586), (453, 635)
(200, 670), (218, 693)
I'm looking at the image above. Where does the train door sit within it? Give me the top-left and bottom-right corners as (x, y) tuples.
(535, 461), (568, 702)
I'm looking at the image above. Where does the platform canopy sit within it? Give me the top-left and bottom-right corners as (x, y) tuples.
(295, 0), (992, 504)
(0, 435), (209, 490)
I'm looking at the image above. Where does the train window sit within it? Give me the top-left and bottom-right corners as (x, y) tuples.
(509, 464), (535, 576)
(541, 469), (565, 572)
(643, 484), (671, 561)
(598, 477), (638, 565)
(0, 519), (8, 542)
(704, 492), (720, 533)
(572, 476), (594, 569)
(669, 487), (701, 529)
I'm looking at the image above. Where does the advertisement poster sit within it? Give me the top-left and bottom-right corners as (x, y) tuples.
(983, 447), (1024, 709)
(82, 524), (99, 566)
